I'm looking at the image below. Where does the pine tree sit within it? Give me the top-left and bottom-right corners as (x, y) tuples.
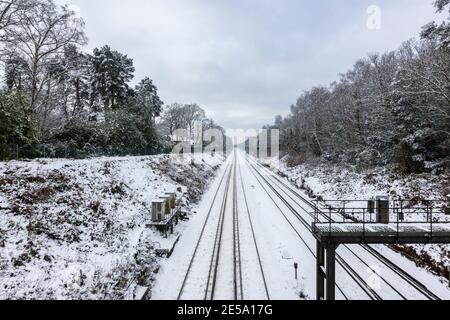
(421, 0), (450, 48)
(4, 54), (29, 93)
(90, 45), (135, 112)
(135, 77), (163, 121)
(61, 45), (91, 118)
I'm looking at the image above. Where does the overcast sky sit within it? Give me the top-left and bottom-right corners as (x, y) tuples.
(56, 0), (440, 131)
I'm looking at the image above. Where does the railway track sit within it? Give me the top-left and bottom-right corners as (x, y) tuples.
(237, 163), (271, 300)
(205, 159), (232, 300)
(247, 155), (441, 300)
(177, 161), (232, 300)
(233, 152), (244, 300)
(159, 150), (444, 300)
(255, 159), (441, 300)
(178, 152), (247, 300)
(244, 156), (370, 300)
(246, 158), (392, 299)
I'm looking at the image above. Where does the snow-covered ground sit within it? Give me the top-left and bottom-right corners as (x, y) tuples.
(152, 151), (450, 300)
(248, 155), (450, 299)
(152, 151), (305, 300)
(2, 151), (448, 300)
(274, 159), (450, 284)
(0, 153), (224, 300)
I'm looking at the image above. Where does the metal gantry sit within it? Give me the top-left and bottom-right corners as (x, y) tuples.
(312, 199), (450, 301)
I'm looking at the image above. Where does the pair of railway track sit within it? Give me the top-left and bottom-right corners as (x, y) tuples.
(178, 151), (440, 300)
(246, 155), (440, 300)
(178, 152), (269, 300)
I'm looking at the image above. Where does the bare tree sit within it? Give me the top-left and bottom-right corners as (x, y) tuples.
(160, 103), (186, 137)
(160, 103), (209, 143)
(181, 104), (206, 139)
(0, 0), (28, 33)
(2, 0), (86, 138)
(275, 33), (449, 171)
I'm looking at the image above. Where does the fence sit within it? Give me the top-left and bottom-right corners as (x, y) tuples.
(1, 143), (167, 161)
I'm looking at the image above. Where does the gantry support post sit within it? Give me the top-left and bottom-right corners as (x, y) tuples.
(316, 240), (325, 301)
(316, 241), (338, 301)
(326, 244), (337, 301)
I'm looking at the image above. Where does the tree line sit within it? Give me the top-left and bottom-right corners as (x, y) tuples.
(0, 0), (223, 160)
(270, 0), (449, 174)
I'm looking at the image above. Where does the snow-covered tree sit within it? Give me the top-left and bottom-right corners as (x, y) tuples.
(160, 103), (186, 137)
(392, 40), (450, 172)
(275, 10), (449, 173)
(421, 0), (450, 48)
(0, 0), (31, 36)
(0, 0), (227, 159)
(1, 0), (86, 139)
(90, 45), (135, 112)
(60, 44), (91, 118)
(181, 104), (206, 140)
(4, 53), (29, 92)
(160, 103), (211, 142)
(134, 77), (163, 121)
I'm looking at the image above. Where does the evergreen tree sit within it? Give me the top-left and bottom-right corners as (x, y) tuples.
(421, 0), (450, 48)
(60, 45), (91, 118)
(132, 77), (164, 150)
(135, 77), (163, 120)
(90, 45), (135, 112)
(0, 91), (32, 159)
(4, 54), (29, 93)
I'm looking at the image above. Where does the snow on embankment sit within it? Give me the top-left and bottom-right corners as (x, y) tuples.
(276, 159), (450, 282)
(0, 154), (223, 300)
